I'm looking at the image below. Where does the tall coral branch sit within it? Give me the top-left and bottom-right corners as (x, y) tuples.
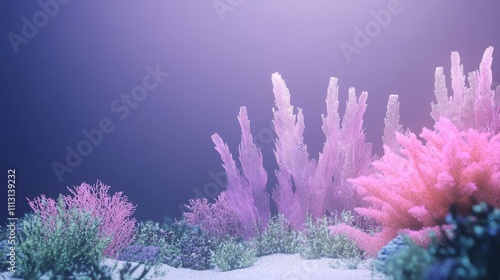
(271, 73), (316, 228)
(310, 77), (341, 218)
(431, 47), (499, 133)
(211, 106), (270, 238)
(382, 94), (403, 155)
(237, 107), (270, 227)
(271, 73), (373, 227)
(332, 87), (373, 213)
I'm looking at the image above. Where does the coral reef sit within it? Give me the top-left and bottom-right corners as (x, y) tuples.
(330, 47), (500, 256)
(211, 73), (374, 231)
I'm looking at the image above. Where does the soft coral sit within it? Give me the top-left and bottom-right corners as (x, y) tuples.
(330, 118), (500, 256)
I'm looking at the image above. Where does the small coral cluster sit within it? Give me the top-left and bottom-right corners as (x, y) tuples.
(2, 181), (138, 278)
(378, 202), (500, 280)
(211, 239), (257, 271)
(12, 201), (113, 278)
(27, 180), (136, 257)
(330, 117), (500, 255)
(119, 219), (217, 270)
(426, 202), (500, 279)
(183, 192), (243, 238)
(115, 211), (362, 272)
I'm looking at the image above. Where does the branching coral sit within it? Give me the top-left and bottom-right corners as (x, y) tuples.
(210, 73), (375, 231)
(330, 118), (500, 256)
(27, 180), (137, 257)
(208, 47), (499, 252)
(210, 106), (270, 238)
(271, 73), (373, 228)
(431, 47), (499, 134)
(330, 47), (500, 257)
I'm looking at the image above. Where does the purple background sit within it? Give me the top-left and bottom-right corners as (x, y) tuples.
(1, 0), (500, 223)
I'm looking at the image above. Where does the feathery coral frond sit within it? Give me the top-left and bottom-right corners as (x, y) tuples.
(211, 106), (270, 238)
(431, 47), (499, 134)
(382, 94), (403, 155)
(271, 73), (316, 228)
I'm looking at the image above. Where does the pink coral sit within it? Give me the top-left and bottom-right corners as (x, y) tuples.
(431, 47), (499, 134)
(27, 194), (59, 228)
(330, 118), (500, 256)
(28, 180), (137, 257)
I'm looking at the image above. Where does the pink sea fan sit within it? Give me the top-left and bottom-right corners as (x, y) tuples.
(330, 118), (500, 256)
(28, 180), (137, 257)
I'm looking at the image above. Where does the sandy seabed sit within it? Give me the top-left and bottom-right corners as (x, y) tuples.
(1, 254), (387, 280)
(103, 254), (384, 280)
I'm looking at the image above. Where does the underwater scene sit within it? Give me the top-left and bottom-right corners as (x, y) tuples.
(2, 1), (500, 279)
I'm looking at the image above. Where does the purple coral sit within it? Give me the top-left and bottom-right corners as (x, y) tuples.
(209, 73), (374, 231)
(270, 73), (317, 228)
(211, 106), (270, 238)
(184, 191), (243, 238)
(271, 73), (373, 228)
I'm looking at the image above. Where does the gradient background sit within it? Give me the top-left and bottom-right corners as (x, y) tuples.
(1, 0), (500, 224)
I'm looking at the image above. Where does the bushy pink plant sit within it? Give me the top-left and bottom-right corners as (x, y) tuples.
(183, 191), (243, 238)
(330, 118), (500, 256)
(27, 180), (137, 257)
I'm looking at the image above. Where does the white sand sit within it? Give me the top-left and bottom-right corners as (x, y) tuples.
(1, 254), (386, 279)
(102, 254), (385, 280)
